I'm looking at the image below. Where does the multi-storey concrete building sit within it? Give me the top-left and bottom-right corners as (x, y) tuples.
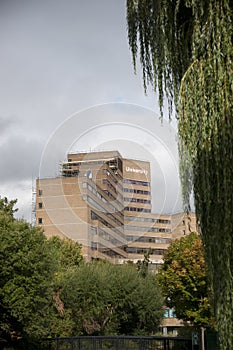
(36, 150), (196, 268)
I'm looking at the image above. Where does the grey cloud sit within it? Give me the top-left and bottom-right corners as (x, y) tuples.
(0, 133), (42, 182)
(0, 116), (16, 135)
(0, 0), (181, 221)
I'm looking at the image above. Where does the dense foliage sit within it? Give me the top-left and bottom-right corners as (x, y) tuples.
(58, 261), (164, 336)
(0, 198), (164, 344)
(0, 198), (55, 341)
(0, 198), (83, 343)
(158, 233), (214, 327)
(127, 1), (233, 349)
(48, 236), (83, 270)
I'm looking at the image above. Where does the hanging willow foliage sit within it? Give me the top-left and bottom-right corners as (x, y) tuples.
(127, 1), (233, 349)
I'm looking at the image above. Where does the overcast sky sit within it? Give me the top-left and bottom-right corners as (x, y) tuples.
(0, 0), (183, 221)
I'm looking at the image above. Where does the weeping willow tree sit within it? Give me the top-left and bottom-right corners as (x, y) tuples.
(127, 1), (233, 349)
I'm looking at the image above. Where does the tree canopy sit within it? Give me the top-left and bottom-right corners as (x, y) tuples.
(127, 1), (233, 349)
(0, 198), (83, 344)
(0, 198), (55, 341)
(60, 261), (164, 336)
(0, 198), (164, 344)
(48, 236), (83, 270)
(157, 232), (214, 327)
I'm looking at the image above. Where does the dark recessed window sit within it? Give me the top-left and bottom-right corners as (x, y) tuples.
(38, 189), (43, 196)
(38, 218), (43, 224)
(38, 202), (43, 209)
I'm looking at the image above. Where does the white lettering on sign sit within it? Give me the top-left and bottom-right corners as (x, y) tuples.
(125, 166), (148, 176)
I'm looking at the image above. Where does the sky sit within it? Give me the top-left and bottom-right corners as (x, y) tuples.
(0, 0), (184, 221)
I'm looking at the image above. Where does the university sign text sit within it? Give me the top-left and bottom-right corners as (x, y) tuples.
(125, 166), (148, 176)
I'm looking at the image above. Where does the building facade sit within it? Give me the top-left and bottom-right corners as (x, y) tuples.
(36, 150), (196, 268)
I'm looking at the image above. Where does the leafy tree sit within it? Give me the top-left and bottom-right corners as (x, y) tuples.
(127, 1), (232, 349)
(0, 197), (18, 218)
(48, 236), (83, 270)
(60, 261), (164, 336)
(46, 236), (83, 337)
(0, 198), (55, 341)
(0, 198), (85, 342)
(157, 233), (214, 327)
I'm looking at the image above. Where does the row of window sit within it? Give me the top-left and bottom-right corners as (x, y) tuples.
(90, 225), (124, 246)
(127, 247), (165, 255)
(62, 171), (79, 177)
(91, 241), (126, 257)
(103, 179), (118, 195)
(125, 225), (171, 233)
(98, 228), (124, 246)
(124, 216), (171, 224)
(124, 188), (151, 195)
(103, 168), (119, 184)
(91, 243), (126, 259)
(102, 248), (126, 259)
(83, 182), (112, 207)
(124, 197), (151, 204)
(124, 207), (151, 213)
(103, 190), (123, 208)
(90, 211), (124, 239)
(123, 179), (150, 186)
(126, 235), (170, 244)
(83, 182), (106, 200)
(83, 182), (122, 211)
(87, 197), (122, 227)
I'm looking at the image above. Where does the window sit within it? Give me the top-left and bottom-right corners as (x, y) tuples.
(126, 235), (170, 244)
(91, 211), (98, 220)
(124, 188), (151, 195)
(124, 206), (151, 213)
(91, 242), (98, 250)
(157, 219), (171, 224)
(125, 216), (157, 223)
(123, 179), (150, 186)
(38, 218), (43, 224)
(87, 196), (107, 214)
(127, 247), (165, 255)
(90, 211), (124, 239)
(124, 197), (151, 204)
(103, 169), (110, 176)
(90, 226), (97, 235)
(38, 189), (43, 196)
(86, 170), (92, 179)
(38, 202), (42, 209)
(125, 226), (171, 234)
(124, 216), (171, 224)
(164, 308), (176, 318)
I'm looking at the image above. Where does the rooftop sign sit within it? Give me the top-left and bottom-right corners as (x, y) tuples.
(125, 166), (148, 176)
